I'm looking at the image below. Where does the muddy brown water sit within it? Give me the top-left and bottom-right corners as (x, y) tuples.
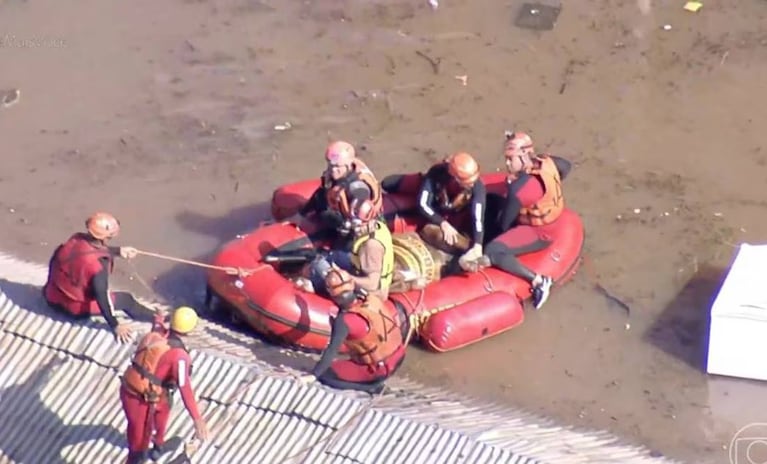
(3, 0), (767, 462)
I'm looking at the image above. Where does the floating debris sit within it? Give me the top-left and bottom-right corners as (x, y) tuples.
(683, 1), (703, 13)
(1, 89), (20, 108)
(428, 0), (439, 9)
(662, 24), (672, 31)
(454, 75), (468, 86)
(515, 3), (562, 31)
(273, 122), (292, 131)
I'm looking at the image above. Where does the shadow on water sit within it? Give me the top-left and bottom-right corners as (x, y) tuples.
(0, 356), (124, 464)
(149, 202), (315, 352)
(150, 201), (272, 310)
(643, 264), (728, 372)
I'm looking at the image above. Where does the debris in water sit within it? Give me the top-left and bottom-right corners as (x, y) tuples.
(428, 0), (439, 9)
(594, 283), (631, 317)
(273, 122), (292, 131)
(633, 208), (641, 214)
(515, 3), (562, 31)
(662, 24), (672, 31)
(683, 1), (702, 12)
(454, 75), (468, 86)
(1, 89), (20, 108)
(415, 50), (441, 74)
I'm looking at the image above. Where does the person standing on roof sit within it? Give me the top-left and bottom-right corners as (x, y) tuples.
(299, 268), (408, 394)
(120, 306), (209, 464)
(43, 212), (154, 343)
(294, 140), (384, 236)
(482, 131), (573, 309)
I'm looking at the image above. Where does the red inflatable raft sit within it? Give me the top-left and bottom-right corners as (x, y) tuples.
(206, 172), (584, 353)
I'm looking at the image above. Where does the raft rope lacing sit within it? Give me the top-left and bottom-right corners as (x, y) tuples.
(397, 262), (495, 340)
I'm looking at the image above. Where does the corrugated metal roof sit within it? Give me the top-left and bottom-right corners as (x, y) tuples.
(0, 251), (680, 464)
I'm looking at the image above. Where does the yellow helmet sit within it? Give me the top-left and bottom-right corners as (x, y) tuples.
(170, 306), (199, 334)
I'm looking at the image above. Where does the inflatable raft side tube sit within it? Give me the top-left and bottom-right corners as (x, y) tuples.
(272, 178), (321, 220)
(419, 291), (524, 353)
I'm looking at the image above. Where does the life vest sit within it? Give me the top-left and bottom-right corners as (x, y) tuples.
(432, 163), (472, 213)
(350, 219), (395, 293)
(46, 233), (113, 304)
(517, 155), (565, 226)
(324, 159), (383, 219)
(344, 295), (403, 366)
(121, 331), (187, 403)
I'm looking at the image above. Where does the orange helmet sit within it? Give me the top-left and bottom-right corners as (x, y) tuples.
(325, 268), (355, 299)
(85, 212), (120, 240)
(446, 152), (480, 187)
(325, 141), (356, 165)
(504, 131), (534, 158)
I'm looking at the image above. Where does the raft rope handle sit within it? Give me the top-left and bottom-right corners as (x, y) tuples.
(477, 268), (495, 293)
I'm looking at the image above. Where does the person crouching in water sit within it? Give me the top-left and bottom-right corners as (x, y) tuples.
(120, 306), (209, 463)
(482, 131), (573, 309)
(43, 212), (155, 343)
(299, 268), (408, 394)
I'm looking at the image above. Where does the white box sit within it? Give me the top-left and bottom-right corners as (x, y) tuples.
(707, 243), (767, 381)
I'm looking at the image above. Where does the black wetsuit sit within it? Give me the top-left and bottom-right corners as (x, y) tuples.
(415, 164), (487, 246)
(300, 174), (373, 231)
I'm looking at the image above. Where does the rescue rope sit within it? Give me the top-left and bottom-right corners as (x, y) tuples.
(133, 249), (261, 277)
(400, 288), (427, 345)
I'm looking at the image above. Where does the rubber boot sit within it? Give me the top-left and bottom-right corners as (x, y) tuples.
(126, 450), (148, 464)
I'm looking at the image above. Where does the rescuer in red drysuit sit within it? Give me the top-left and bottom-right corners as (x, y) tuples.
(120, 306), (209, 464)
(299, 267), (409, 394)
(481, 131), (573, 310)
(43, 212), (154, 343)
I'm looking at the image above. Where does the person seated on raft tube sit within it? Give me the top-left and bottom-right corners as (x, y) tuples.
(43, 212), (155, 344)
(297, 197), (395, 300)
(398, 152), (489, 273)
(292, 140), (384, 238)
(481, 131), (573, 310)
(298, 267), (407, 394)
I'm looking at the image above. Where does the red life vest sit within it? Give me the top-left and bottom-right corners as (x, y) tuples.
(344, 295), (404, 366)
(121, 330), (190, 403)
(44, 233), (113, 309)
